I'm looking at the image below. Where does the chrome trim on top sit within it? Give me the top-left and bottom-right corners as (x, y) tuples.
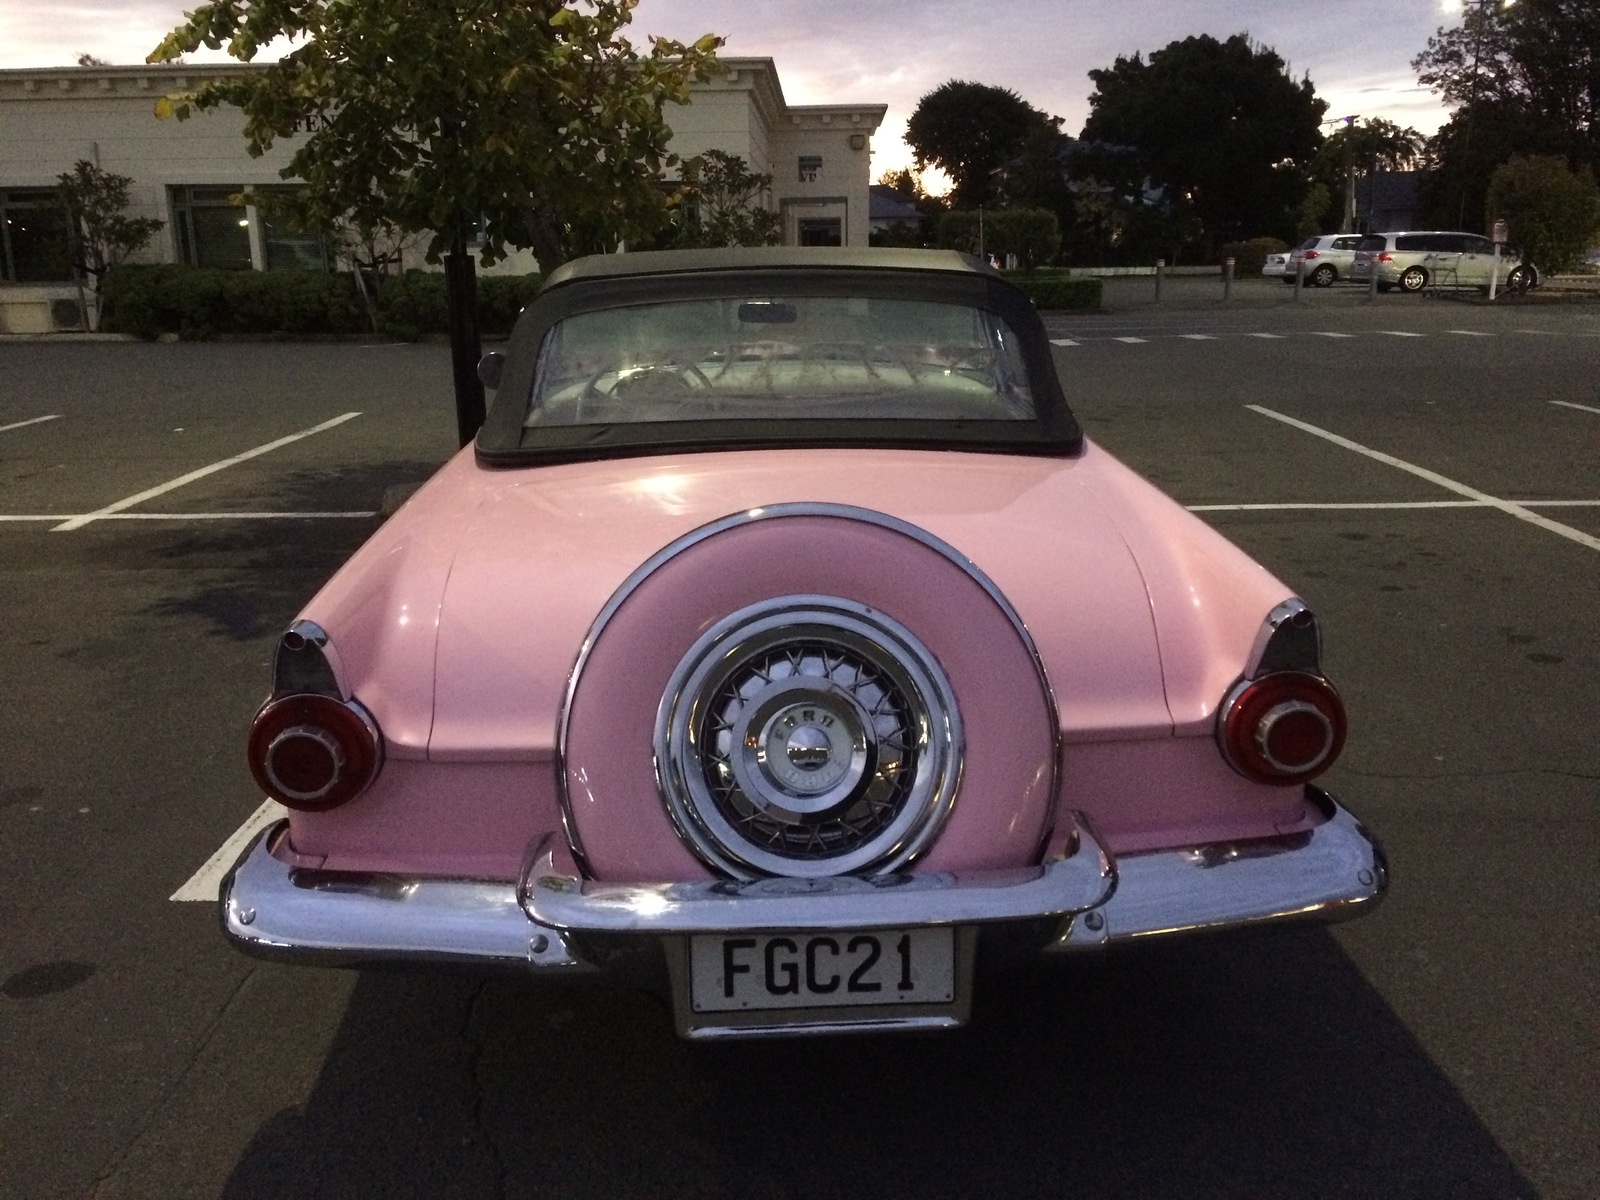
(273, 620), (343, 699)
(555, 502), (1061, 881)
(1245, 598), (1323, 678)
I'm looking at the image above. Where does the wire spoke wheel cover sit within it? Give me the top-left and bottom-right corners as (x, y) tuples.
(657, 598), (961, 878)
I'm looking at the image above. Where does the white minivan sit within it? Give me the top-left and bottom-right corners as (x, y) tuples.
(1350, 232), (1539, 293)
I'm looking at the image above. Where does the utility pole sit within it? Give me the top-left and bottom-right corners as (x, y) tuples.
(1341, 115), (1358, 234)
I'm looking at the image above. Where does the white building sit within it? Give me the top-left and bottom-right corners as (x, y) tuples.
(0, 58), (885, 332)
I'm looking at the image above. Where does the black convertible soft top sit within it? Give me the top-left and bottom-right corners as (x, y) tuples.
(476, 249), (1083, 467)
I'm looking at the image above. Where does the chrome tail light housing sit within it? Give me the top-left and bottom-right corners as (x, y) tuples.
(248, 620), (384, 811)
(1219, 598), (1347, 786)
(1219, 672), (1346, 785)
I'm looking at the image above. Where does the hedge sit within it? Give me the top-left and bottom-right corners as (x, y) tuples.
(99, 264), (543, 341)
(1219, 237), (1290, 276)
(1007, 275), (1102, 311)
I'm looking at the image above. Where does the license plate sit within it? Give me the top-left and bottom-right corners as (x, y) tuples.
(689, 928), (955, 1013)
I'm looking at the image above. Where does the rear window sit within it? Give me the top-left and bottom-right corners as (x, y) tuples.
(524, 296), (1037, 427)
(1356, 236), (1387, 251)
(1394, 235), (1431, 252)
(1298, 237), (1321, 250)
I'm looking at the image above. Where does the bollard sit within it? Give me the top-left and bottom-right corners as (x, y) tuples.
(1367, 262), (1378, 303)
(1294, 258), (1305, 302)
(1155, 259), (1165, 302)
(1223, 256), (1235, 302)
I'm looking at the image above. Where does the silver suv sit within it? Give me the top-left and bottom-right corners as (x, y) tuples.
(1286, 234), (1365, 287)
(1350, 231), (1539, 294)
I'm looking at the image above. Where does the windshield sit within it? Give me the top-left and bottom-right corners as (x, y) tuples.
(525, 296), (1037, 426)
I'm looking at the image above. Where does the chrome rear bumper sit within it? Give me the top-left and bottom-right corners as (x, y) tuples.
(221, 788), (1385, 973)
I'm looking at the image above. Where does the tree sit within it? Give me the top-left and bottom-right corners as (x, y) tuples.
(937, 208), (1060, 271)
(1413, 0), (1598, 229)
(1413, 0), (1598, 171)
(1311, 117), (1425, 232)
(149, 0), (720, 444)
(1485, 155), (1600, 273)
(149, 1), (720, 273)
(1081, 34), (1326, 253)
(75, 53), (111, 67)
(673, 151), (782, 248)
(906, 81), (1055, 209)
(55, 160), (164, 283)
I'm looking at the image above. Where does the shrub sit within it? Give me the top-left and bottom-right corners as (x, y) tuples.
(1219, 237), (1290, 276)
(99, 264), (541, 339)
(1008, 275), (1102, 311)
(99, 264), (365, 339)
(1485, 155), (1600, 274)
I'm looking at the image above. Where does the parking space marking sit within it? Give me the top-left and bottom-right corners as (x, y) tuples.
(1248, 405), (1600, 553)
(1246, 333), (1285, 339)
(1178, 334), (1217, 341)
(1113, 336), (1148, 344)
(0, 414), (61, 434)
(1446, 330), (1493, 337)
(1552, 401), (1600, 416)
(1311, 332), (1355, 338)
(1, 511), (377, 523)
(1376, 331), (1425, 337)
(171, 799), (286, 901)
(51, 412), (362, 532)
(1049, 338), (1080, 347)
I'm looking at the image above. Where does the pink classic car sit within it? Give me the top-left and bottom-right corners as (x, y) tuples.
(225, 248), (1385, 1038)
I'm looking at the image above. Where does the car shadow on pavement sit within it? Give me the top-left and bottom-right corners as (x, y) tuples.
(219, 926), (1534, 1200)
(135, 458), (442, 641)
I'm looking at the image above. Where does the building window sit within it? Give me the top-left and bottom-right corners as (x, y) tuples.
(798, 217), (842, 247)
(255, 188), (330, 271)
(170, 186), (330, 271)
(798, 156), (822, 184)
(172, 187), (253, 269)
(1, 189), (73, 283)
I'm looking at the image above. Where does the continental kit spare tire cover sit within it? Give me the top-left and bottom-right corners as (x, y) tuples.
(559, 506), (1058, 882)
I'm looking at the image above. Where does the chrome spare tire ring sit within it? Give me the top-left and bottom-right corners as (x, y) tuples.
(655, 596), (962, 879)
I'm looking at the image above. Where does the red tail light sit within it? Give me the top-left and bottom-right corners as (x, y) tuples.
(1378, 252), (1393, 262)
(1303, 250), (1320, 259)
(1219, 673), (1346, 786)
(248, 694), (383, 810)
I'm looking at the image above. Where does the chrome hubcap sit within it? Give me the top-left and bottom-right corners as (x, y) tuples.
(656, 597), (961, 879)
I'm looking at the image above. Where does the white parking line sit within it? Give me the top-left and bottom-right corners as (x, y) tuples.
(52, 412), (362, 532)
(1113, 337), (1148, 344)
(170, 799), (286, 901)
(0, 414), (61, 434)
(1311, 332), (1355, 338)
(1446, 330), (1493, 337)
(1248, 405), (1600, 553)
(1188, 500), (1600, 512)
(1178, 334), (1217, 341)
(1376, 331), (1425, 337)
(1050, 338), (1080, 347)
(1, 511), (377, 523)
(1247, 333), (1286, 339)
(1552, 401), (1600, 416)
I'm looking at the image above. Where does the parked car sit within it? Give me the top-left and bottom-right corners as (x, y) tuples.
(223, 247), (1386, 1038)
(1351, 231), (1539, 294)
(1285, 234), (1366, 286)
(1261, 251), (1289, 279)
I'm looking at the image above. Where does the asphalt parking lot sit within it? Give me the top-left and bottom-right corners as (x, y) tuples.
(1, 281), (1597, 1199)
